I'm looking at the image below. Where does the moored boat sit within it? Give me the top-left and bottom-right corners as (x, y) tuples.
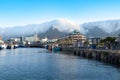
(6, 45), (14, 49)
(14, 44), (19, 49)
(52, 46), (61, 52)
(0, 44), (7, 50)
(52, 44), (61, 52)
(0, 39), (6, 50)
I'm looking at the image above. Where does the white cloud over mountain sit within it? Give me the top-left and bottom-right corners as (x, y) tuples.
(81, 20), (120, 33)
(0, 19), (81, 39)
(1, 19), (120, 39)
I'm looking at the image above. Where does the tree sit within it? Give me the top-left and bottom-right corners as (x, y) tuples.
(100, 37), (116, 43)
(100, 37), (116, 49)
(84, 40), (89, 46)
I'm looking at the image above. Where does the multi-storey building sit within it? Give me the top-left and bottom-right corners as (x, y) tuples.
(58, 30), (86, 48)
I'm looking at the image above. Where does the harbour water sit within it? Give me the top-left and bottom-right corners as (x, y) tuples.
(0, 48), (120, 80)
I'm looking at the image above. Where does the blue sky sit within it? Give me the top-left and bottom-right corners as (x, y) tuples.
(0, 0), (120, 27)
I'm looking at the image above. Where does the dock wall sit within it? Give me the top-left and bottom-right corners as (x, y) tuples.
(73, 48), (120, 65)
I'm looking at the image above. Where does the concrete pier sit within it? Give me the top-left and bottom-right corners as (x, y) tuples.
(73, 48), (120, 66)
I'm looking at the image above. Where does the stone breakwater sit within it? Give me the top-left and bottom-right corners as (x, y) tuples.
(73, 48), (120, 66)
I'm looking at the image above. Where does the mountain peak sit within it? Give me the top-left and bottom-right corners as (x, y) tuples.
(0, 19), (81, 39)
(48, 19), (81, 32)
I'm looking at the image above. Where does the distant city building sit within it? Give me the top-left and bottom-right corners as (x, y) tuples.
(115, 37), (120, 49)
(41, 37), (48, 43)
(88, 37), (101, 49)
(115, 37), (120, 42)
(20, 36), (25, 42)
(25, 36), (35, 42)
(0, 35), (2, 40)
(0, 40), (4, 44)
(10, 38), (20, 42)
(47, 38), (58, 43)
(22, 34), (39, 44)
(89, 37), (100, 44)
(0, 35), (4, 44)
(34, 34), (39, 42)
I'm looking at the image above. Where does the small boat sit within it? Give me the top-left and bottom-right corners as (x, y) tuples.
(14, 44), (19, 49)
(0, 44), (7, 50)
(19, 44), (28, 48)
(52, 44), (61, 52)
(6, 45), (14, 49)
(52, 46), (61, 52)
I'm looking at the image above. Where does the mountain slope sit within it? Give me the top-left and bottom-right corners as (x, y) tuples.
(81, 20), (120, 37)
(39, 27), (69, 39)
(2, 19), (120, 39)
(85, 26), (110, 37)
(0, 19), (80, 39)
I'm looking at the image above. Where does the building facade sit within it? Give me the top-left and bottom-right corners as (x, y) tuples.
(58, 30), (86, 48)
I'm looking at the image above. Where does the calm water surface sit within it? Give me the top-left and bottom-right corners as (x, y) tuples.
(0, 48), (120, 80)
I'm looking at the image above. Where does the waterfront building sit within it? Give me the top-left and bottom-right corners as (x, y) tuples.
(0, 40), (4, 44)
(10, 38), (20, 42)
(88, 37), (101, 49)
(115, 37), (120, 42)
(58, 30), (86, 48)
(47, 38), (58, 43)
(41, 37), (48, 43)
(69, 30), (86, 47)
(115, 37), (120, 49)
(20, 34), (39, 44)
(34, 34), (39, 42)
(0, 35), (7, 49)
(88, 37), (101, 44)
(0, 35), (2, 40)
(0, 35), (4, 44)
(6, 38), (21, 46)
(20, 36), (25, 42)
(25, 36), (35, 43)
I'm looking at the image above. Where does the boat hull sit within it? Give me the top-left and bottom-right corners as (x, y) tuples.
(52, 47), (61, 52)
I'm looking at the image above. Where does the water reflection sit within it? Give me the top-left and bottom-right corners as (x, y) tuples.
(0, 48), (120, 80)
(0, 50), (7, 56)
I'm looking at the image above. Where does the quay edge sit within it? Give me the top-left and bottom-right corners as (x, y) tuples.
(62, 47), (120, 66)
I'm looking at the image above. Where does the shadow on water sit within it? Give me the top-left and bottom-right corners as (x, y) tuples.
(59, 51), (120, 69)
